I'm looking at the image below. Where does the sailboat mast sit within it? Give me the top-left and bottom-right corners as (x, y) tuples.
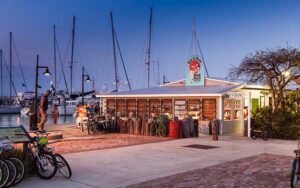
(146, 8), (152, 88)
(110, 12), (119, 92)
(53, 25), (57, 90)
(193, 18), (209, 77)
(70, 16), (76, 95)
(9, 32), (12, 105)
(157, 61), (160, 85)
(192, 18), (198, 56)
(0, 49), (2, 96)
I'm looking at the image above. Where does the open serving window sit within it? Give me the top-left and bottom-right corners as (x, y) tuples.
(224, 98), (242, 120)
(188, 99), (202, 119)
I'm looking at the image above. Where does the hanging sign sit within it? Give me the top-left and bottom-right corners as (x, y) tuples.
(186, 56), (204, 86)
(228, 92), (245, 99)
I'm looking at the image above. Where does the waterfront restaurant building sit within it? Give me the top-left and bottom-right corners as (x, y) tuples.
(97, 57), (271, 137)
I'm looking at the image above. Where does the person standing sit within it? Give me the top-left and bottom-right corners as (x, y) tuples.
(38, 90), (50, 131)
(52, 104), (59, 124)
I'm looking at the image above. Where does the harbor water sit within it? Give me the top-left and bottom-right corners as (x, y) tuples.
(0, 114), (76, 130)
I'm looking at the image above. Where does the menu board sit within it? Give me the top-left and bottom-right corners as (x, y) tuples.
(0, 126), (31, 143)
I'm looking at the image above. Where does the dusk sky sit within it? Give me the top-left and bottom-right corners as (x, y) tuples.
(0, 0), (300, 95)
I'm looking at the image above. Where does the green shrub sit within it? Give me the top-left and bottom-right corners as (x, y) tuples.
(252, 106), (300, 140)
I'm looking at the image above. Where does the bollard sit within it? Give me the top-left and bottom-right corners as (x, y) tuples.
(212, 121), (218, 141)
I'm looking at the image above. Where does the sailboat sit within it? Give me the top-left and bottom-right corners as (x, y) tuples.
(0, 32), (22, 114)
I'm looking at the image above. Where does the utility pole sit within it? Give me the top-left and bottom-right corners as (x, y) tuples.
(70, 16), (76, 95)
(146, 8), (153, 88)
(110, 12), (119, 92)
(53, 25), (57, 90)
(34, 55), (39, 129)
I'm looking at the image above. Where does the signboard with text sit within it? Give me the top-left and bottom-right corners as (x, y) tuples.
(186, 56), (205, 86)
(228, 92), (245, 99)
(0, 126), (31, 143)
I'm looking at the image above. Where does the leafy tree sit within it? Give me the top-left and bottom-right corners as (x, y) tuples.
(228, 47), (300, 111)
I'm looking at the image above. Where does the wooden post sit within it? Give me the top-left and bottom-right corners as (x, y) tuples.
(200, 98), (203, 121)
(148, 99), (150, 117)
(136, 98), (138, 118)
(185, 99), (188, 116)
(115, 99), (117, 117)
(172, 98), (175, 120)
(160, 98), (162, 116)
(125, 99), (128, 117)
(115, 99), (118, 131)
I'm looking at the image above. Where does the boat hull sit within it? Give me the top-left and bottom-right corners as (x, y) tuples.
(58, 106), (76, 116)
(0, 106), (22, 114)
(21, 107), (30, 115)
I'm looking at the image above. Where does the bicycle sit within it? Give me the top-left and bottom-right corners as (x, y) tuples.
(291, 131), (300, 188)
(41, 139), (72, 178)
(0, 139), (11, 188)
(251, 128), (269, 141)
(150, 116), (168, 137)
(23, 131), (57, 180)
(21, 130), (72, 179)
(0, 138), (25, 187)
(53, 153), (72, 178)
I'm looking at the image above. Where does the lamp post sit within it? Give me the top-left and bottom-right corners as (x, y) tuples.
(32, 55), (51, 131)
(82, 66), (91, 105)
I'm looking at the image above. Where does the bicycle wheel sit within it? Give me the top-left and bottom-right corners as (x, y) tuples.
(9, 157), (25, 186)
(4, 159), (16, 187)
(157, 125), (166, 137)
(262, 130), (269, 141)
(35, 152), (57, 179)
(54, 154), (72, 178)
(0, 159), (9, 188)
(150, 123), (157, 136)
(251, 130), (257, 139)
(291, 158), (299, 188)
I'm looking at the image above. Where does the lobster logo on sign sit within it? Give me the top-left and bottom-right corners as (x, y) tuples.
(188, 57), (201, 82)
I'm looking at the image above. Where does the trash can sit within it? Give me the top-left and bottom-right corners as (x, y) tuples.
(208, 121), (213, 135)
(188, 117), (195, 137)
(182, 119), (190, 138)
(169, 120), (182, 139)
(194, 119), (199, 137)
(214, 119), (221, 135)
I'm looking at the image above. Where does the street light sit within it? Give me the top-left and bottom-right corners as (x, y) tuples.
(32, 55), (51, 131)
(82, 66), (91, 105)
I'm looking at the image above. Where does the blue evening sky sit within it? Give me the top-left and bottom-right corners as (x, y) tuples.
(0, 0), (299, 95)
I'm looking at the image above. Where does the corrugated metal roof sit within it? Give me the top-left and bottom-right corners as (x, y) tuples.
(98, 84), (242, 98)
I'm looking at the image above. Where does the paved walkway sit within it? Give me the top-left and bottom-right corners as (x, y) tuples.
(17, 135), (297, 188)
(127, 153), (292, 188)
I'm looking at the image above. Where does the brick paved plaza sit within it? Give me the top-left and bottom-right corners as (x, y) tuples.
(16, 131), (298, 188)
(127, 153), (292, 188)
(49, 134), (171, 154)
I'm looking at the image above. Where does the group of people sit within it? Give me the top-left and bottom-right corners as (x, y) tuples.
(36, 90), (100, 131)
